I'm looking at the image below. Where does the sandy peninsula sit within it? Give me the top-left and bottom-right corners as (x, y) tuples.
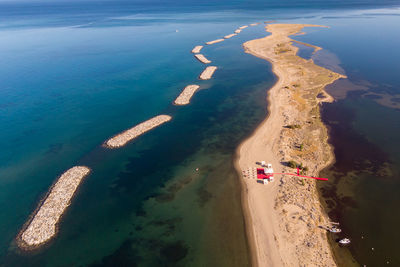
(17, 166), (91, 250)
(199, 66), (217, 80)
(224, 33), (237, 39)
(192, 45), (203, 53)
(194, 54), (211, 64)
(206, 39), (224, 45)
(236, 24), (346, 267)
(105, 115), (172, 148)
(174, 85), (200, 105)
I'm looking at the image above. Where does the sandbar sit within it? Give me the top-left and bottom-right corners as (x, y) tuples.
(192, 45), (203, 53)
(239, 25), (248, 29)
(199, 66), (217, 80)
(206, 39), (224, 45)
(250, 23), (260, 26)
(234, 29), (241, 34)
(105, 115), (172, 148)
(236, 24), (346, 267)
(174, 85), (200, 105)
(224, 33), (237, 39)
(17, 166), (91, 250)
(194, 54), (211, 64)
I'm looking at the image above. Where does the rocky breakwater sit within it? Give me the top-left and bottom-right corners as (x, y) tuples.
(224, 33), (237, 39)
(191, 45), (203, 53)
(206, 39), (224, 45)
(174, 85), (200, 105)
(194, 54), (211, 64)
(105, 115), (172, 148)
(17, 166), (91, 250)
(199, 66), (217, 80)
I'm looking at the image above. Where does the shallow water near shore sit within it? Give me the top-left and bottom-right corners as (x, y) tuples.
(1, 2), (400, 266)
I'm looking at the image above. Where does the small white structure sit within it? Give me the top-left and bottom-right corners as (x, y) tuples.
(264, 163), (274, 182)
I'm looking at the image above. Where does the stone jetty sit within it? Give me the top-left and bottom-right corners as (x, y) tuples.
(174, 85), (200, 105)
(192, 45), (203, 53)
(199, 66), (217, 80)
(105, 115), (172, 148)
(194, 54), (211, 64)
(206, 39), (224, 45)
(17, 166), (91, 249)
(224, 33), (237, 39)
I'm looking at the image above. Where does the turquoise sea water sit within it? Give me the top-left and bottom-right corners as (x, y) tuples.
(0, 2), (399, 266)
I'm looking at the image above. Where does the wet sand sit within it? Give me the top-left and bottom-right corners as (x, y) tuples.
(192, 45), (203, 53)
(105, 115), (172, 148)
(206, 39), (224, 45)
(174, 85), (200, 105)
(17, 166), (91, 250)
(199, 66), (217, 80)
(194, 54), (211, 64)
(236, 24), (346, 267)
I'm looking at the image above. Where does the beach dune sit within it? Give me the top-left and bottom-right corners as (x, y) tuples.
(237, 24), (345, 267)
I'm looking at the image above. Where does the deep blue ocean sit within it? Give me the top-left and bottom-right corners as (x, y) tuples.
(0, 1), (399, 266)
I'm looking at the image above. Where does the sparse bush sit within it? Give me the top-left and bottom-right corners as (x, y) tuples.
(286, 124), (301, 129)
(288, 160), (298, 168)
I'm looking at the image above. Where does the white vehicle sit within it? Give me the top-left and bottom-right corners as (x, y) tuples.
(339, 238), (351, 245)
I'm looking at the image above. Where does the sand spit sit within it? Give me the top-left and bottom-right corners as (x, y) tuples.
(206, 39), (225, 45)
(105, 115), (172, 148)
(174, 85), (200, 105)
(199, 66), (217, 80)
(237, 24), (346, 267)
(194, 54), (211, 64)
(192, 45), (203, 53)
(17, 166), (91, 250)
(224, 33), (237, 39)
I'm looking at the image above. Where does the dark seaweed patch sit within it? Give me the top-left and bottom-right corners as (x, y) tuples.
(159, 241), (188, 263)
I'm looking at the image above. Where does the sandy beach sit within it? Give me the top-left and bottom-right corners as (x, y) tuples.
(236, 24), (346, 266)
(191, 45), (203, 53)
(206, 39), (224, 45)
(105, 115), (172, 148)
(174, 85), (200, 105)
(194, 54), (211, 64)
(199, 66), (217, 80)
(17, 166), (91, 250)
